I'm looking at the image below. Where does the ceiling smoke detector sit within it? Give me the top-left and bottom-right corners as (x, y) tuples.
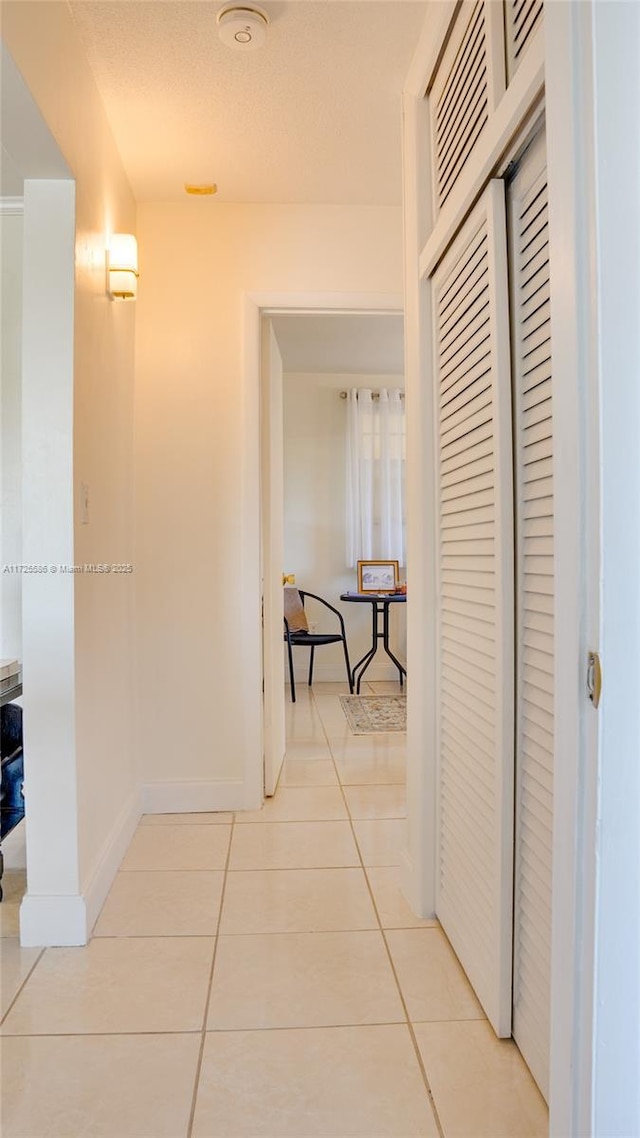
(217, 4), (269, 51)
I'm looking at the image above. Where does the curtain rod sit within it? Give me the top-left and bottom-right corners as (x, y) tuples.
(339, 390), (405, 400)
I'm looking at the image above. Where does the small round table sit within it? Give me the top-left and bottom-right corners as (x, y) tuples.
(340, 592), (407, 693)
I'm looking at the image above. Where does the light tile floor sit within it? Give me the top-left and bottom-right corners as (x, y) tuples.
(1, 682), (549, 1137)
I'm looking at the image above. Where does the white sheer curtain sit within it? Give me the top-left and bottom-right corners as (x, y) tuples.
(345, 387), (405, 567)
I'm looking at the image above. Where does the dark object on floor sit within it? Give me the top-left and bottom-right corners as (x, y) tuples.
(284, 588), (353, 703)
(1, 703), (24, 899)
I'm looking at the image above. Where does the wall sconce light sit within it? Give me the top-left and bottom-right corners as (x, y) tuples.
(107, 234), (138, 300)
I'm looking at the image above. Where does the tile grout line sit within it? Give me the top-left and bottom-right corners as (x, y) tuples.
(185, 811), (235, 1138)
(86, 922), (438, 942)
(375, 928), (447, 1138)
(0, 1016), (480, 1040)
(0, 947), (46, 1026)
(311, 685), (447, 1138)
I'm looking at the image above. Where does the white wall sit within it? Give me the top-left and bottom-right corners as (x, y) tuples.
(283, 370), (406, 683)
(2, 2), (138, 942)
(591, 3), (640, 1132)
(134, 203), (403, 805)
(0, 209), (23, 660)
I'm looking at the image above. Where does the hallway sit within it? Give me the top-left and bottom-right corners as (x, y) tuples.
(1, 683), (547, 1137)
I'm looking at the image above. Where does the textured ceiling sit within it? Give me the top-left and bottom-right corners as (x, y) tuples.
(68, 0), (428, 205)
(271, 313), (404, 374)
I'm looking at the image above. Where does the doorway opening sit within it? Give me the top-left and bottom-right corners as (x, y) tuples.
(247, 294), (406, 801)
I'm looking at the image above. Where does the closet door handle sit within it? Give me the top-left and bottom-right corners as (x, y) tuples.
(587, 651), (602, 709)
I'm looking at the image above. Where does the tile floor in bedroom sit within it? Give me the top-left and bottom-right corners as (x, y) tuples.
(0, 682), (548, 1138)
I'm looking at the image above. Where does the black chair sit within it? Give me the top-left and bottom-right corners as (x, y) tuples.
(284, 589), (353, 703)
(1, 704), (24, 900)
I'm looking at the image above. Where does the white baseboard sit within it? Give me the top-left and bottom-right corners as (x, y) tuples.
(399, 842), (436, 921)
(141, 779), (247, 814)
(290, 662), (404, 684)
(399, 844), (417, 913)
(19, 787), (142, 946)
(84, 788), (142, 936)
(20, 893), (88, 947)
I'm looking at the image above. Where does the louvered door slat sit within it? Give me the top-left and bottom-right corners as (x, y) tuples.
(523, 605), (553, 632)
(439, 57), (487, 173)
(443, 592), (495, 620)
(441, 279), (492, 354)
(439, 99), (488, 205)
(439, 224), (487, 311)
(443, 663), (497, 711)
(440, 249), (490, 323)
(523, 455), (553, 482)
(439, 687), (497, 753)
(441, 473), (494, 504)
(521, 187), (547, 238)
(441, 381), (494, 431)
(440, 324), (492, 388)
(441, 757), (496, 829)
(442, 367), (493, 418)
(442, 419), (494, 463)
(514, 0), (543, 49)
(441, 706), (496, 765)
(442, 649), (495, 693)
(441, 453), (493, 491)
(442, 429), (493, 464)
(442, 713), (495, 772)
(441, 486), (495, 515)
(523, 704), (553, 741)
(436, 2), (485, 129)
(522, 376), (551, 412)
(437, 254), (487, 330)
(431, 0), (490, 213)
(521, 280), (550, 324)
(522, 703), (553, 741)
(523, 621), (553, 647)
(521, 735), (553, 783)
(506, 0), (543, 80)
(520, 229), (549, 274)
(523, 476), (552, 503)
(433, 182), (514, 1037)
(442, 650), (496, 695)
(521, 765), (553, 810)
(509, 126), (554, 1102)
(522, 397), (552, 432)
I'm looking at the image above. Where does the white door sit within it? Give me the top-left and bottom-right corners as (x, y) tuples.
(261, 319), (286, 796)
(432, 181), (515, 1037)
(508, 125), (554, 1100)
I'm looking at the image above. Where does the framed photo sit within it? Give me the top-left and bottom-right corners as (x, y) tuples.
(357, 559), (399, 594)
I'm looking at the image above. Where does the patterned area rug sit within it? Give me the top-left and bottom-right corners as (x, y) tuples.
(339, 694), (407, 734)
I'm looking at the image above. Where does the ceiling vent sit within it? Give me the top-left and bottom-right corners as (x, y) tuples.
(217, 5), (270, 51)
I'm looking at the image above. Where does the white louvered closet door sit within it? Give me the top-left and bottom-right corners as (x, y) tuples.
(433, 182), (515, 1037)
(508, 126), (554, 1101)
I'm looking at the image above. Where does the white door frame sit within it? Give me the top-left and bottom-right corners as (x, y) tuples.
(261, 317), (286, 797)
(544, 6), (600, 1132)
(242, 290), (404, 812)
(546, 5), (640, 1135)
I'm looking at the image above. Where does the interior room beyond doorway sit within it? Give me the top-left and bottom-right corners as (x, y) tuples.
(271, 311), (408, 691)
